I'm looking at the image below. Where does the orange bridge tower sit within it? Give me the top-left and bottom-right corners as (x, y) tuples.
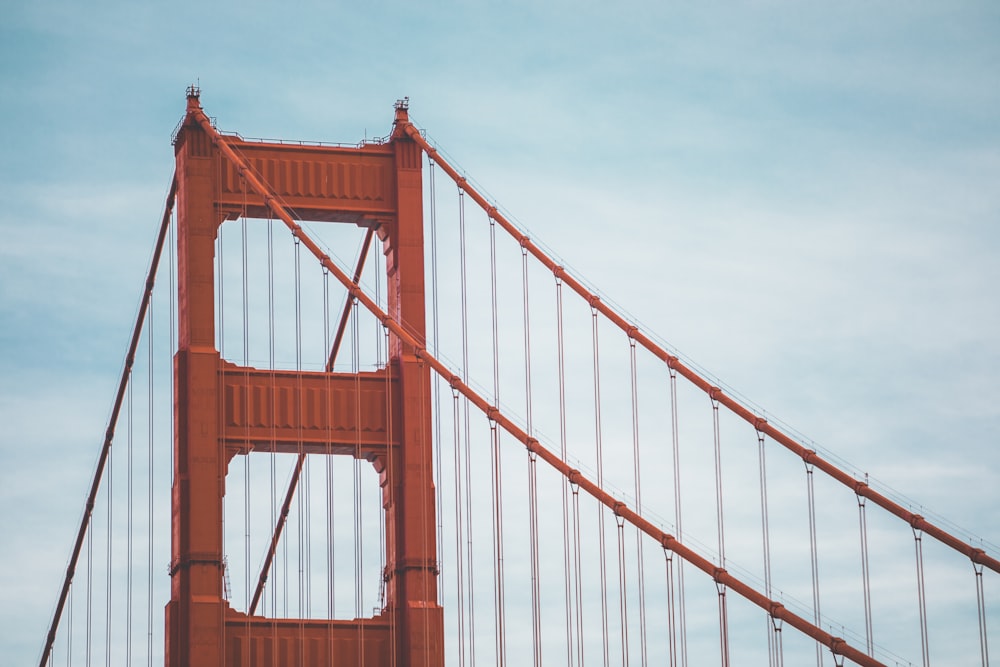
(167, 89), (443, 666)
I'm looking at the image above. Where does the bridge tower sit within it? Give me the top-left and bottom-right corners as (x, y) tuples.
(167, 90), (443, 666)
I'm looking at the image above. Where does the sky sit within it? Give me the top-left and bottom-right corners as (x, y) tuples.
(2, 1), (999, 665)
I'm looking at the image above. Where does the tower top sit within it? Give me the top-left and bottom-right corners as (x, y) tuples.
(185, 84), (201, 112)
(393, 96), (410, 126)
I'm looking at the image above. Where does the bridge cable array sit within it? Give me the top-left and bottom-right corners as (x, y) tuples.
(188, 107), (886, 665)
(39, 105), (998, 667)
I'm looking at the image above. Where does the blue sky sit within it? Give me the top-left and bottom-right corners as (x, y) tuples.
(2, 1), (999, 664)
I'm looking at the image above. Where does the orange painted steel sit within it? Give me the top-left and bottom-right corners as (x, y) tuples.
(193, 104), (884, 667)
(38, 175), (178, 667)
(402, 123), (1000, 578)
(170, 93), (442, 667)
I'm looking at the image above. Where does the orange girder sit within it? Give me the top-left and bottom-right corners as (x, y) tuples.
(167, 92), (442, 667)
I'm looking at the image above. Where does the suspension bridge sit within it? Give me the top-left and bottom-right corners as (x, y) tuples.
(35, 88), (996, 667)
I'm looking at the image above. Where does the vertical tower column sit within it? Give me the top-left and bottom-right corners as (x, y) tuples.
(383, 105), (444, 665)
(166, 93), (226, 667)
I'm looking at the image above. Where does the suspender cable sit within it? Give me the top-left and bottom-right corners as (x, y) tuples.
(913, 525), (930, 667)
(451, 385), (467, 667)
(571, 482), (586, 667)
(294, 236), (307, 625)
(711, 394), (730, 667)
(628, 337), (649, 667)
(592, 304), (611, 667)
(669, 368), (688, 667)
(195, 113), (885, 666)
(555, 275), (575, 667)
(856, 477), (874, 656)
(87, 526), (93, 667)
(522, 244), (542, 667)
(352, 298), (365, 655)
(241, 205), (252, 653)
(457, 187), (477, 666)
(663, 548), (678, 667)
(323, 267), (335, 656)
(146, 295), (154, 666)
(429, 159), (446, 605)
(805, 462), (824, 667)
(757, 429), (777, 667)
(267, 216), (279, 664)
(383, 324), (398, 667)
(975, 561), (990, 667)
(105, 413), (113, 667)
(38, 174), (176, 667)
(65, 586), (72, 667)
(126, 375), (134, 666)
(772, 617), (784, 667)
(488, 216), (507, 666)
(616, 514), (630, 667)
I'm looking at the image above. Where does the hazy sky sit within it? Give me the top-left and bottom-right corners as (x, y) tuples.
(2, 1), (999, 664)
